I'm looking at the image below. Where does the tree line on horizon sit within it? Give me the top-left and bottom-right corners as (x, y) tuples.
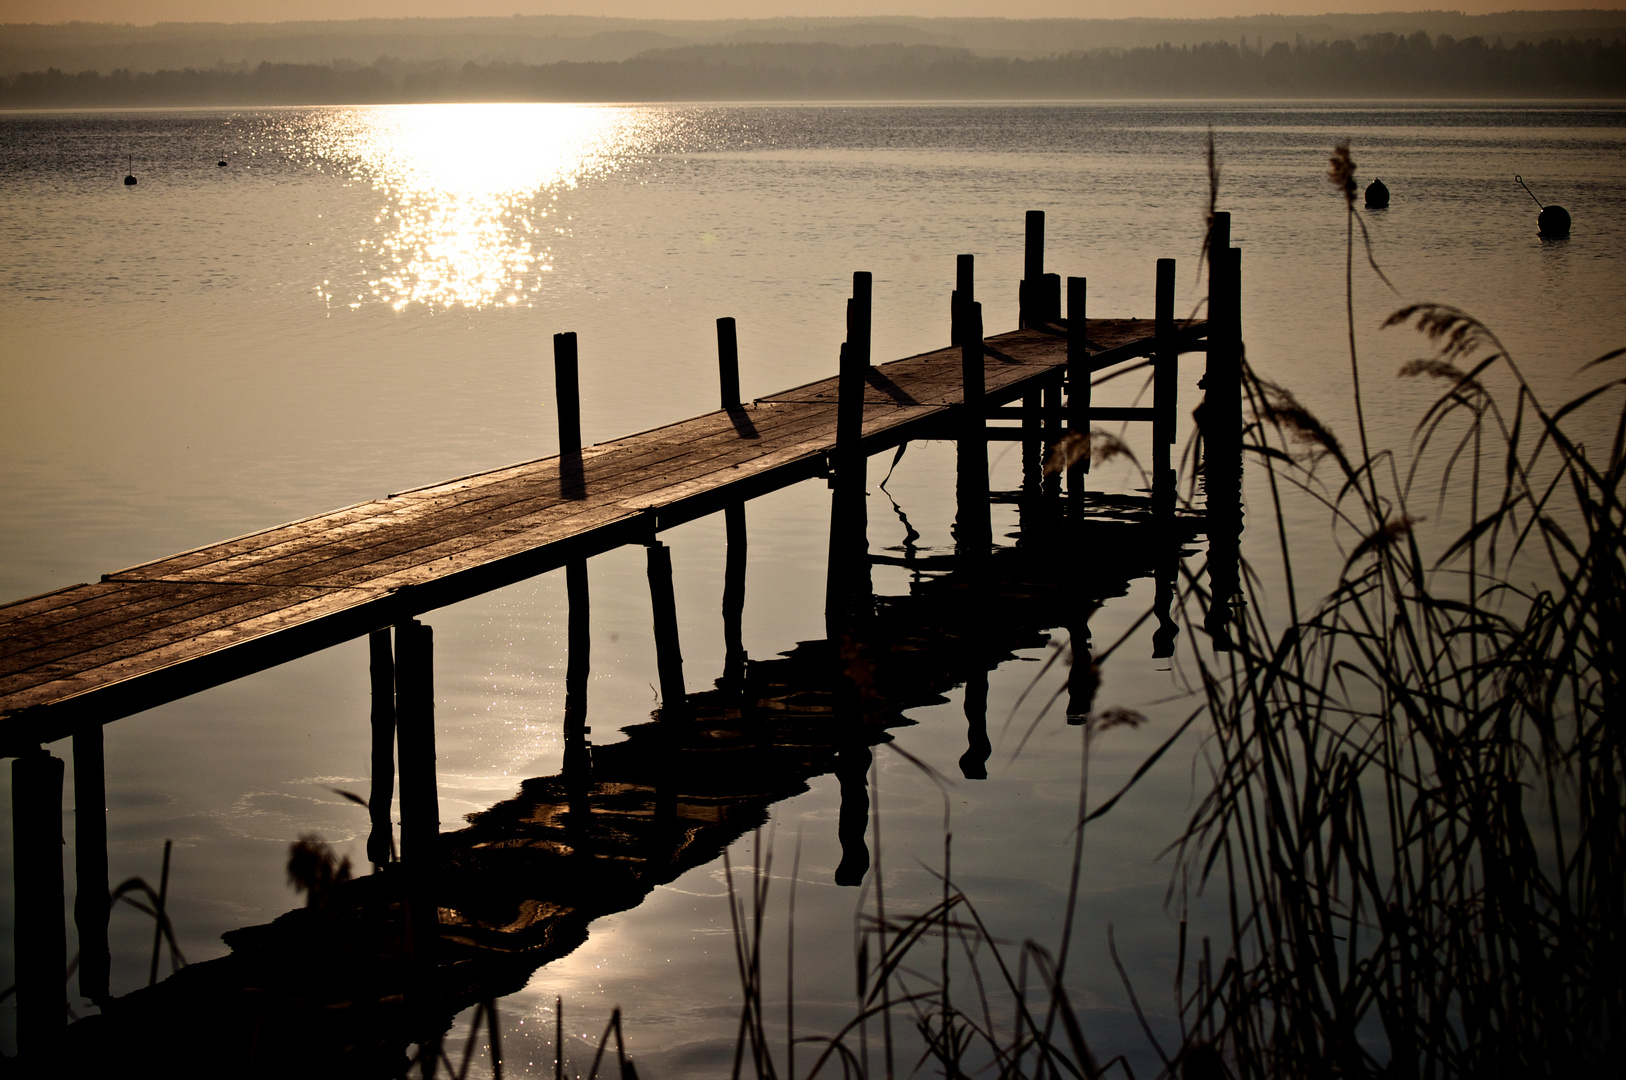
(2, 32), (1621, 107)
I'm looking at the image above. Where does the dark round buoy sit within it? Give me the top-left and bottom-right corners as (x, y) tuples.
(123, 153), (136, 185)
(124, 173), (136, 185)
(1364, 178), (1390, 209)
(217, 160), (227, 167)
(1538, 204), (1571, 239)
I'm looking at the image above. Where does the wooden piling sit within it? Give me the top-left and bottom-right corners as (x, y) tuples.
(646, 542), (687, 712)
(1203, 212), (1244, 648)
(366, 629), (395, 867)
(73, 723), (111, 1002)
(395, 620), (438, 866)
(952, 253), (974, 345)
(717, 317), (740, 411)
(554, 331), (584, 499)
(1154, 258), (1178, 519)
(12, 748), (66, 1057)
(956, 302), (992, 554)
(722, 502), (748, 690)
(1067, 276), (1090, 505)
(1021, 210), (1044, 327)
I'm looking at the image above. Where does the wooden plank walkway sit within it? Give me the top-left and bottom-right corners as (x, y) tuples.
(0, 318), (1203, 749)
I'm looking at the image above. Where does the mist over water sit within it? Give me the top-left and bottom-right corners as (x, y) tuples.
(1, 101), (1623, 1073)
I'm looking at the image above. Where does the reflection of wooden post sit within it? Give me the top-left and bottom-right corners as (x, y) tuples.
(1154, 259), (1177, 522)
(564, 559), (591, 778)
(959, 670), (991, 780)
(722, 503), (748, 691)
(717, 317), (740, 410)
(834, 745), (872, 886)
(366, 629), (395, 867)
(956, 302), (991, 556)
(1042, 378), (1063, 498)
(13, 748), (66, 1057)
(554, 331), (584, 499)
(73, 723), (111, 1003)
(1066, 276), (1089, 506)
(647, 542), (687, 713)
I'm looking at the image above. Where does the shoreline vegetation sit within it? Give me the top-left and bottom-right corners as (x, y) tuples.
(2, 21), (1624, 106)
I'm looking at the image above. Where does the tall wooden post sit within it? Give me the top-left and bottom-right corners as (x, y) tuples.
(366, 629), (395, 867)
(1066, 276), (1090, 505)
(647, 541), (687, 713)
(554, 331), (584, 499)
(1021, 210), (1045, 327)
(717, 317), (740, 410)
(1153, 258), (1178, 522)
(956, 302), (991, 556)
(1204, 212), (1244, 649)
(13, 748), (66, 1058)
(73, 724), (110, 1003)
(952, 253), (974, 345)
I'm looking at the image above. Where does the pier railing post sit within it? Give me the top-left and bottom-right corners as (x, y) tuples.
(13, 748), (66, 1059)
(1154, 258), (1178, 522)
(1066, 276), (1090, 503)
(73, 723), (111, 1003)
(1021, 210), (1043, 327)
(554, 331), (584, 499)
(647, 541), (687, 713)
(366, 629), (396, 867)
(717, 317), (740, 411)
(952, 253), (974, 345)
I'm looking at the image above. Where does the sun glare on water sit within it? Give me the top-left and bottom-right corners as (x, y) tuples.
(298, 104), (665, 312)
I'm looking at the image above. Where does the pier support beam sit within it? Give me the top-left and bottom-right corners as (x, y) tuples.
(955, 301), (992, 558)
(73, 724), (110, 1004)
(722, 503), (748, 693)
(394, 619), (438, 995)
(13, 748), (66, 1059)
(366, 629), (396, 867)
(1203, 213), (1244, 649)
(1066, 276), (1090, 509)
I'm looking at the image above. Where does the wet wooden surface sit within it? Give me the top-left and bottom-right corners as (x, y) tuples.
(0, 318), (1202, 744)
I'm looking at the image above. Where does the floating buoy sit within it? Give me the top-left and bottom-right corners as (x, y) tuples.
(218, 160), (227, 167)
(1516, 175), (1570, 239)
(123, 153), (136, 185)
(1364, 178), (1390, 209)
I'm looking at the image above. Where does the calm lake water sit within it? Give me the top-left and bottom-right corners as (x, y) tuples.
(1, 101), (1624, 1074)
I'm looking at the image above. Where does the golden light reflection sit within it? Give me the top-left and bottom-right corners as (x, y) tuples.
(299, 104), (666, 311)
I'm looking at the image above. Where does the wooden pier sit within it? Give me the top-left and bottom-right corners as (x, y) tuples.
(1, 210), (1247, 1066)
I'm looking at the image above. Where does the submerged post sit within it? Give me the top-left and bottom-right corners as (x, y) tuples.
(13, 748), (66, 1058)
(717, 317), (740, 410)
(73, 723), (111, 1003)
(366, 629), (395, 867)
(647, 541), (687, 713)
(1153, 258), (1178, 521)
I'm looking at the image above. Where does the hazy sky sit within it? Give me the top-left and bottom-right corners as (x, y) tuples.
(2, 1), (1620, 25)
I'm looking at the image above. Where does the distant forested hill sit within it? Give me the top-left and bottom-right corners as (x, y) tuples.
(1, 18), (1623, 105)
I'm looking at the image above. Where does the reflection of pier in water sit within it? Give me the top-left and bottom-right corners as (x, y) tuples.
(4, 210), (1248, 1071)
(61, 495), (1209, 1076)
